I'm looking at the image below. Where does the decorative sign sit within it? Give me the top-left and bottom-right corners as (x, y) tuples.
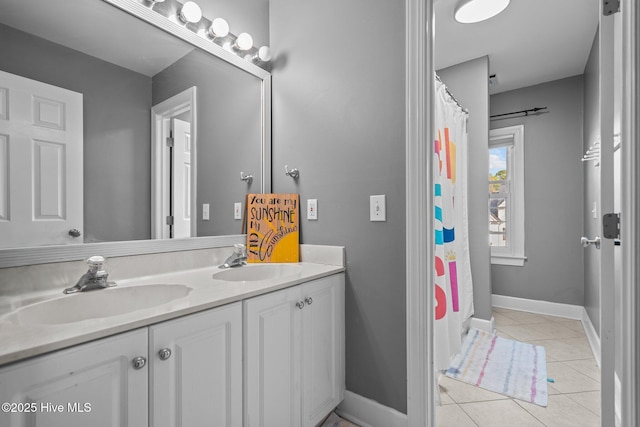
(246, 194), (299, 263)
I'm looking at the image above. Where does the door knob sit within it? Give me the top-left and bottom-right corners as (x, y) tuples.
(132, 356), (147, 370)
(158, 348), (172, 360)
(580, 236), (601, 249)
(68, 229), (81, 238)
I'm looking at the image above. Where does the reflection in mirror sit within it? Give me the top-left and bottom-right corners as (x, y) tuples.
(0, 0), (266, 249)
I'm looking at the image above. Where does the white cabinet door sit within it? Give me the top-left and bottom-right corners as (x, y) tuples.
(301, 275), (345, 427)
(149, 302), (242, 427)
(244, 285), (302, 427)
(244, 274), (345, 427)
(0, 329), (148, 427)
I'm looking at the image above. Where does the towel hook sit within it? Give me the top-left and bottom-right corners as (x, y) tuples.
(240, 171), (253, 184)
(284, 165), (299, 180)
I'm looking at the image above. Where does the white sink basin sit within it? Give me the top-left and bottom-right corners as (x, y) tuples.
(4, 284), (192, 325)
(212, 264), (303, 282)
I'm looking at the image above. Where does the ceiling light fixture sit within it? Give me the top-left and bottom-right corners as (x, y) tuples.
(178, 1), (202, 24)
(454, 0), (510, 24)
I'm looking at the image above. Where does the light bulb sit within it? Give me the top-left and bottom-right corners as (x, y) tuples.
(257, 46), (271, 62)
(234, 33), (253, 51)
(209, 18), (229, 38)
(179, 1), (202, 24)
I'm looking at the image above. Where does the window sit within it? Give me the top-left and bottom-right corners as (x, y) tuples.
(489, 125), (526, 266)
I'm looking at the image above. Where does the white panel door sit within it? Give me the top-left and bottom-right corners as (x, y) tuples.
(0, 329), (148, 427)
(149, 303), (243, 427)
(172, 118), (191, 238)
(0, 70), (83, 248)
(244, 286), (302, 427)
(301, 275), (345, 427)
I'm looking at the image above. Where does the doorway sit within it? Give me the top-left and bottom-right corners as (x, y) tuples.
(405, 1), (640, 426)
(151, 86), (197, 239)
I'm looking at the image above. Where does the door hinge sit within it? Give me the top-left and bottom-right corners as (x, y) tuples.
(603, 0), (620, 15)
(166, 215), (174, 226)
(166, 136), (174, 147)
(603, 213), (620, 239)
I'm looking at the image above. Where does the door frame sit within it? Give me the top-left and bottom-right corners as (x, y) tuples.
(151, 87), (197, 239)
(405, 1), (639, 426)
(620, 1), (639, 425)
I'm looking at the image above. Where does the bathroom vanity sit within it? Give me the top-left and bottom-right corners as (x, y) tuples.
(0, 246), (345, 427)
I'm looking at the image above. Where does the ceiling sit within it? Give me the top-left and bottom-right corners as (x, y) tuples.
(0, 0), (194, 77)
(435, 0), (600, 94)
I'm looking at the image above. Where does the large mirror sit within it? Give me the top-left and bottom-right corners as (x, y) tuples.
(0, 0), (270, 254)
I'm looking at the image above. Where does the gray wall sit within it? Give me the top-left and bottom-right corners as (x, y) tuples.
(438, 57), (493, 321)
(0, 23), (152, 243)
(583, 31), (600, 329)
(490, 76), (585, 305)
(152, 49), (262, 237)
(270, 0), (407, 413)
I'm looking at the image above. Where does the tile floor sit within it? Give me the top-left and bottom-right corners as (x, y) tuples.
(436, 307), (601, 427)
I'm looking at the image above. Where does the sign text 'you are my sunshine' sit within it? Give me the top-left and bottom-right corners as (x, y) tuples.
(247, 194), (299, 263)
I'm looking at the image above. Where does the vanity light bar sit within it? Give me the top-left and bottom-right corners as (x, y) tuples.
(150, 0), (271, 64)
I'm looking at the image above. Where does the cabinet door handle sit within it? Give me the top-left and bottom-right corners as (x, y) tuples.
(296, 301), (305, 309)
(132, 356), (147, 370)
(158, 348), (172, 360)
(304, 297), (313, 306)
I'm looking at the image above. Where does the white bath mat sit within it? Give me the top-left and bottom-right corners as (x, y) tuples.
(445, 328), (548, 406)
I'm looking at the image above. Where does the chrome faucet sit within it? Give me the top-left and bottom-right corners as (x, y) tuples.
(64, 256), (117, 294)
(219, 244), (247, 268)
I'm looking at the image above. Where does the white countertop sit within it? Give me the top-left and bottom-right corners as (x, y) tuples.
(0, 262), (344, 366)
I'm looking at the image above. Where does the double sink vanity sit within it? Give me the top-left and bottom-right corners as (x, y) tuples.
(0, 244), (346, 427)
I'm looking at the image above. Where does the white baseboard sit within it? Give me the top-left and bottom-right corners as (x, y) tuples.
(491, 294), (584, 320)
(336, 390), (407, 427)
(469, 316), (495, 333)
(615, 373), (621, 427)
(580, 307), (601, 366)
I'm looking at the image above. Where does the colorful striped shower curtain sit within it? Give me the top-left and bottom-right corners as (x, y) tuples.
(434, 76), (475, 371)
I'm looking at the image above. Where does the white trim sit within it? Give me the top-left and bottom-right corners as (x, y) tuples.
(405, 0), (435, 426)
(621, 1), (639, 425)
(615, 373), (622, 427)
(490, 255), (526, 266)
(0, 235), (245, 268)
(489, 125), (525, 261)
(336, 390), (407, 427)
(491, 294), (584, 320)
(469, 316), (495, 333)
(581, 308), (601, 367)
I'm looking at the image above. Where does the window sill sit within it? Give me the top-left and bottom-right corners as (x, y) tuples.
(491, 255), (527, 266)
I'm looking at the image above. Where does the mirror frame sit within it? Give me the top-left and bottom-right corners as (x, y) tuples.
(0, 0), (271, 268)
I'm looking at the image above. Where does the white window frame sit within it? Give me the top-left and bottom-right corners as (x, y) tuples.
(489, 125), (526, 266)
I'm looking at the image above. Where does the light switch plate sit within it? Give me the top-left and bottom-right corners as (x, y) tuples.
(234, 202), (242, 220)
(370, 195), (386, 221)
(203, 203), (210, 221)
(307, 199), (318, 220)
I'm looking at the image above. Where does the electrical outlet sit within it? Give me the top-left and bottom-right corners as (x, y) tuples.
(203, 203), (210, 220)
(307, 199), (318, 220)
(234, 202), (242, 220)
(370, 195), (386, 221)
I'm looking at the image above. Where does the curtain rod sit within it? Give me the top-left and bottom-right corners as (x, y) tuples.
(490, 107), (548, 120)
(435, 74), (469, 114)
